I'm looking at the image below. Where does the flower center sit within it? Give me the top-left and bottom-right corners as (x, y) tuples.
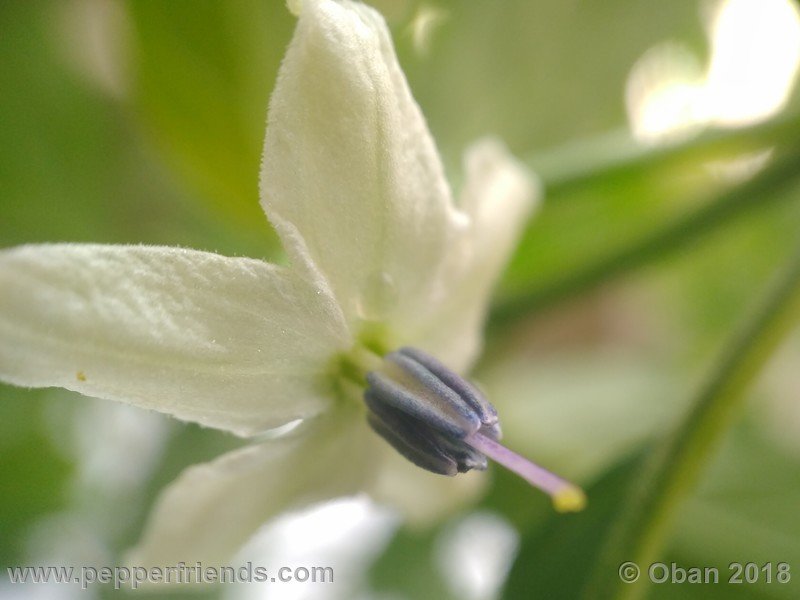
(363, 347), (586, 513)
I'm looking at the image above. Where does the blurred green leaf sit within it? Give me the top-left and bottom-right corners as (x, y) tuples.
(368, 525), (456, 600)
(125, 0), (291, 245)
(662, 423), (800, 599)
(586, 237), (800, 600)
(504, 453), (645, 599)
(502, 229), (800, 600)
(0, 0), (122, 245)
(492, 141), (800, 327)
(530, 113), (800, 196)
(0, 0), (259, 255)
(0, 388), (72, 567)
(505, 424), (800, 600)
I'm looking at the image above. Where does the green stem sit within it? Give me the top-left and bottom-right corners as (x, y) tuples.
(583, 239), (800, 600)
(491, 145), (800, 326)
(532, 111), (800, 196)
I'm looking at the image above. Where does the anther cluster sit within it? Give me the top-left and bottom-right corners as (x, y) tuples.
(364, 347), (501, 476)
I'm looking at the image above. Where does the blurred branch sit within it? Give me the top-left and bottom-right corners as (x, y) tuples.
(583, 238), (800, 600)
(491, 142), (800, 326)
(531, 111), (800, 197)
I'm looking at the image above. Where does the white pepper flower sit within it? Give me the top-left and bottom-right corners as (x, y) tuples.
(0, 0), (582, 566)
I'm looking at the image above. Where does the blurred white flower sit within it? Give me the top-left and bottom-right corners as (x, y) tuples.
(626, 0), (800, 144)
(0, 0), (536, 566)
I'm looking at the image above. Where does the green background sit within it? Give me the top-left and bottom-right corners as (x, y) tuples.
(1, 1), (799, 598)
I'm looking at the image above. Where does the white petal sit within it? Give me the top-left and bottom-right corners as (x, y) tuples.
(127, 412), (378, 567)
(261, 0), (467, 330)
(409, 139), (539, 372)
(0, 244), (350, 436)
(366, 438), (488, 525)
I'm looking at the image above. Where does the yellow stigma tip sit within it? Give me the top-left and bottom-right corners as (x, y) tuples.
(553, 486), (587, 513)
